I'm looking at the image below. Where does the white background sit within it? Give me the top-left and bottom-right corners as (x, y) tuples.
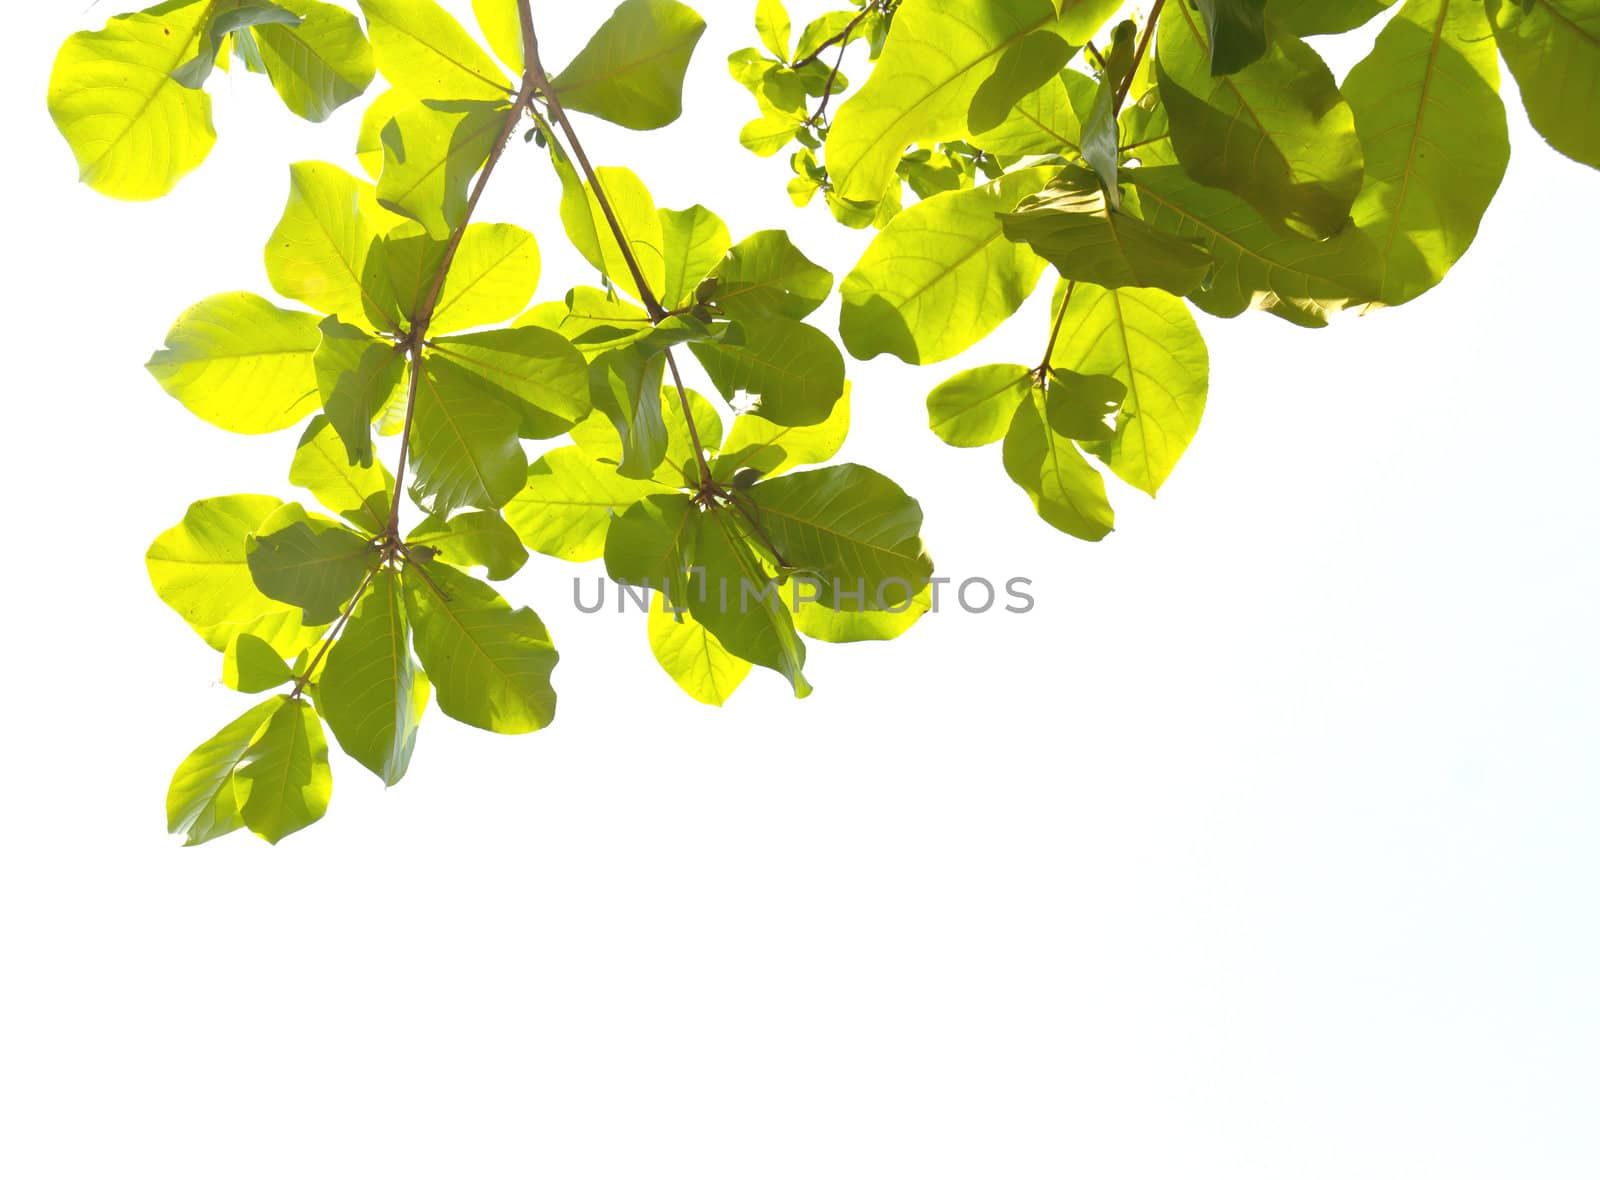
(3, 2), (1597, 1176)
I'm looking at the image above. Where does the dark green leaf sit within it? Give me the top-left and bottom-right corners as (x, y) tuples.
(319, 570), (428, 785)
(1002, 390), (1115, 540)
(406, 511), (527, 580)
(705, 229), (833, 321)
(1486, 0), (1599, 171)
(246, 509), (377, 625)
(314, 318), (406, 466)
(410, 359), (528, 513)
(235, 696), (332, 843)
(691, 317), (845, 427)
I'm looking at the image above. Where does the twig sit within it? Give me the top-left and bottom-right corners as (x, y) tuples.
(1113, 0), (1165, 115)
(1034, 282), (1075, 384)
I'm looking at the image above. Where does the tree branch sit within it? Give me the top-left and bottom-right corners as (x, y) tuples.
(1113, 0), (1165, 115)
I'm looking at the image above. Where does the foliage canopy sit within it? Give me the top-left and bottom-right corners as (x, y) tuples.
(47, 0), (1600, 842)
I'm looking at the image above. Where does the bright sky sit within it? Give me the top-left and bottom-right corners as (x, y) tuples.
(5, 3), (1597, 1177)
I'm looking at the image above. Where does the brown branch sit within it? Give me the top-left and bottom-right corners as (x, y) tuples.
(1113, 0), (1165, 115)
(789, 3), (876, 70)
(524, 20), (715, 488)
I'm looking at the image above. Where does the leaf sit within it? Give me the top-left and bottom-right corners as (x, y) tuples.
(550, 0), (707, 130)
(927, 364), (1033, 448)
(429, 327), (589, 438)
(223, 634), (296, 694)
(147, 495), (325, 655)
(1002, 390), (1115, 540)
(314, 318), (406, 466)
(705, 230), (833, 321)
(1155, 4), (1364, 239)
(235, 696), (333, 843)
(1127, 165), (1379, 326)
(246, 508), (377, 625)
(839, 166), (1055, 364)
(401, 563), (558, 734)
(795, 10), (860, 62)
(969, 67), (1092, 158)
(745, 464), (933, 610)
(1268, 0), (1396, 36)
(410, 359), (528, 513)
(690, 509), (811, 698)
(504, 446), (652, 561)
(1343, 0), (1509, 305)
(255, 0), (377, 121)
(265, 162), (398, 332)
(1046, 371), (1125, 441)
(319, 570), (428, 785)
(647, 601), (750, 706)
(406, 511), (527, 580)
(289, 415), (393, 533)
(793, 585), (931, 644)
(999, 171), (1214, 294)
(357, 0), (510, 99)
(47, 0), (216, 200)
(428, 223), (541, 334)
(174, 3), (302, 90)
(585, 343), (668, 478)
(660, 205), (732, 309)
(146, 292), (322, 434)
(605, 494), (698, 612)
(691, 317), (845, 427)
(968, 28), (1074, 135)
(167, 698), (282, 846)
(1196, 0), (1269, 74)
(1047, 281), (1209, 496)
(715, 385), (850, 478)
(825, 0), (1118, 204)
(376, 98), (509, 239)
(519, 288), (654, 358)
(561, 166), (666, 306)
(756, 0), (792, 60)
(1486, 0), (1600, 171)
(1079, 62), (1122, 205)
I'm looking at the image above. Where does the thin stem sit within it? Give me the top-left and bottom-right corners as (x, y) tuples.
(525, 19), (714, 487)
(809, 33), (853, 127)
(290, 564), (382, 700)
(1113, 0), (1165, 115)
(382, 0), (542, 541)
(1034, 281), (1075, 384)
(790, 3), (876, 70)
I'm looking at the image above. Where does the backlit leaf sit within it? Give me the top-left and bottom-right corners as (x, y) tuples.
(265, 161), (399, 332)
(167, 698), (282, 846)
(406, 511), (527, 580)
(1486, 0), (1600, 171)
(358, 0), (510, 99)
(504, 446), (653, 561)
(705, 229), (833, 322)
(690, 509), (811, 698)
(235, 696), (332, 843)
(289, 415), (393, 533)
(376, 98), (509, 239)
(410, 359), (528, 512)
(319, 569), (428, 785)
(927, 364), (1033, 448)
(692, 316), (845, 427)
(246, 508), (377, 625)
(256, 0), (376, 121)
(1002, 389), (1115, 540)
(647, 600), (751, 707)
(428, 327), (590, 438)
(550, 0), (707, 129)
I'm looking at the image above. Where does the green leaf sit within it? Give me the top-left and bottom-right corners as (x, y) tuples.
(357, 0), (510, 99)
(839, 166), (1055, 364)
(999, 171), (1214, 294)
(1343, 0), (1509, 304)
(410, 359), (527, 513)
(174, 3), (302, 91)
(793, 584), (931, 644)
(167, 698), (282, 846)
(968, 28), (1074, 135)
(1002, 389), (1114, 540)
(1267, 0), (1396, 36)
(1195, 0), (1269, 74)
(223, 634), (296, 694)
(406, 511), (527, 580)
(146, 292), (322, 434)
(825, 0), (1117, 204)
(48, 0), (216, 200)
(424, 223), (542, 333)
(587, 343), (670, 478)
(1079, 61), (1122, 205)
(148, 495), (326, 655)
(691, 317), (845, 427)
(1046, 371), (1125, 441)
(745, 464), (933, 610)
(705, 230), (833, 321)
(504, 446), (652, 561)
(1155, 5), (1364, 239)
(472, 0), (524, 72)
(1047, 281), (1209, 496)
(647, 602), (750, 706)
(1127, 164), (1379, 326)
(550, 0), (707, 130)
(660, 206), (732, 309)
(927, 364), (1033, 448)
(246, 508), (377, 625)
(235, 696), (333, 843)
(255, 0), (376, 122)
(519, 288), (654, 358)
(1486, 0), (1600, 171)
(289, 415), (392, 534)
(401, 563), (558, 734)
(429, 327), (590, 438)
(606, 494), (698, 611)
(561, 166), (665, 306)
(756, 0), (792, 60)
(795, 10), (859, 62)
(715, 385), (850, 478)
(265, 162), (399, 332)
(314, 318), (406, 466)
(969, 68), (1090, 158)
(320, 570), (428, 785)
(573, 382), (723, 482)
(690, 509), (811, 698)
(376, 98), (509, 239)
